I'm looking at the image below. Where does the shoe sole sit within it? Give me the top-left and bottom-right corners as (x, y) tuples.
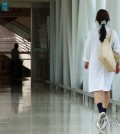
(96, 113), (106, 129)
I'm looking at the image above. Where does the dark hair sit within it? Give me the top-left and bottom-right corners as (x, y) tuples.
(14, 43), (18, 49)
(96, 9), (110, 42)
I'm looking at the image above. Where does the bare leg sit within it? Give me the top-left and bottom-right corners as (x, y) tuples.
(94, 91), (103, 113)
(102, 91), (110, 108)
(94, 91), (103, 103)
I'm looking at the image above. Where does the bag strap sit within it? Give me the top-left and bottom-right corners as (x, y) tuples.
(106, 29), (113, 44)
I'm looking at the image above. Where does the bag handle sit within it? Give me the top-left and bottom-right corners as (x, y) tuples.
(107, 29), (113, 44)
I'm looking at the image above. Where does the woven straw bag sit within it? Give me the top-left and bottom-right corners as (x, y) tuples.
(98, 29), (116, 72)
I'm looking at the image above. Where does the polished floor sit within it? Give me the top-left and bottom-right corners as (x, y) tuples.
(0, 78), (120, 134)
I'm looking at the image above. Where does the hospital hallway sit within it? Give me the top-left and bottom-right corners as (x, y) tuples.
(0, 78), (119, 134)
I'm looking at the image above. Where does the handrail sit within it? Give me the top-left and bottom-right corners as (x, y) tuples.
(0, 58), (30, 60)
(46, 81), (120, 106)
(0, 51), (31, 54)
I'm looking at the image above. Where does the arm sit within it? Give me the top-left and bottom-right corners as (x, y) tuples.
(83, 31), (92, 69)
(116, 62), (120, 74)
(112, 31), (120, 73)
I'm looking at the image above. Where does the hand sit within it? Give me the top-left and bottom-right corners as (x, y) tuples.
(84, 62), (89, 69)
(116, 62), (120, 74)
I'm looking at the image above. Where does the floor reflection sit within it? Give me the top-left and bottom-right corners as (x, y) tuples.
(0, 81), (120, 134)
(11, 80), (22, 113)
(30, 87), (120, 134)
(11, 80), (22, 93)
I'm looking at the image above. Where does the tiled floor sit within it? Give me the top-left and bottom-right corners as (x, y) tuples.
(0, 78), (120, 134)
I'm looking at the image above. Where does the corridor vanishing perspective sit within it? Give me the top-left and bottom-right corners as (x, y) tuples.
(0, 0), (120, 134)
(0, 80), (120, 134)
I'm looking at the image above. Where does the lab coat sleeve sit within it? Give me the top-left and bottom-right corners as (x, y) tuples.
(83, 31), (92, 62)
(112, 31), (120, 61)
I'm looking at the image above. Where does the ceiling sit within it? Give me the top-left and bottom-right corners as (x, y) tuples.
(0, 8), (30, 17)
(8, 0), (54, 1)
(0, 0), (55, 8)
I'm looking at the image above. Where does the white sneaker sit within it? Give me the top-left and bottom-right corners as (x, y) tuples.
(96, 112), (107, 129)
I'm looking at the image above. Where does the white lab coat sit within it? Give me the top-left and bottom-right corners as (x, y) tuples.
(83, 26), (120, 92)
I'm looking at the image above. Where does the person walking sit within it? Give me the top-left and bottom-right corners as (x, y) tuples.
(11, 43), (22, 80)
(11, 43), (19, 60)
(83, 9), (120, 129)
